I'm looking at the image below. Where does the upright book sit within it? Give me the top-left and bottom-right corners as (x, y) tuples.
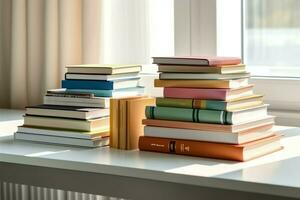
(153, 56), (241, 66)
(139, 134), (282, 161)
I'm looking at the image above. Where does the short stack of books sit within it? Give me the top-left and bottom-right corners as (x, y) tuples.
(139, 56), (282, 161)
(15, 64), (144, 147)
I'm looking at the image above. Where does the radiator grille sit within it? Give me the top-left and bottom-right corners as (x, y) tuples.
(0, 181), (125, 200)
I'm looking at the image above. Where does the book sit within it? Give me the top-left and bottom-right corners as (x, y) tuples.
(159, 72), (250, 80)
(142, 116), (275, 133)
(158, 64), (246, 74)
(144, 124), (274, 144)
(156, 95), (263, 111)
(110, 96), (155, 150)
(61, 78), (140, 90)
(154, 78), (249, 89)
(43, 95), (109, 108)
(14, 132), (109, 147)
(163, 85), (254, 101)
(152, 56), (241, 66)
(138, 134), (282, 161)
(65, 87), (145, 97)
(65, 72), (140, 81)
(145, 105), (268, 125)
(23, 115), (109, 131)
(17, 126), (109, 140)
(47, 89), (95, 98)
(66, 64), (142, 75)
(26, 105), (109, 120)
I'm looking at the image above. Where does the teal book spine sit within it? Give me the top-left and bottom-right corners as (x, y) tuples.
(145, 106), (233, 124)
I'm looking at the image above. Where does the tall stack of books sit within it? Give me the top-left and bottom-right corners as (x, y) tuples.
(15, 64), (143, 147)
(139, 56), (282, 161)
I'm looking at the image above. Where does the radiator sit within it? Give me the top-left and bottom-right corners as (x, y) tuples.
(0, 181), (125, 200)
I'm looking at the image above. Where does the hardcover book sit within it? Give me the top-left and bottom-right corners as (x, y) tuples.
(66, 64), (142, 75)
(159, 72), (250, 80)
(23, 115), (109, 132)
(26, 105), (109, 119)
(158, 64), (246, 74)
(152, 56), (241, 66)
(61, 78), (140, 90)
(139, 134), (282, 161)
(154, 78), (249, 89)
(163, 85), (254, 101)
(144, 124), (274, 144)
(110, 96), (155, 150)
(17, 126), (109, 140)
(65, 87), (145, 97)
(142, 116), (275, 133)
(43, 95), (110, 108)
(15, 132), (109, 147)
(145, 105), (268, 125)
(65, 72), (140, 81)
(156, 95), (263, 111)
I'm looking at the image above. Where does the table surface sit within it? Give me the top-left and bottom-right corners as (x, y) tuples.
(0, 109), (300, 198)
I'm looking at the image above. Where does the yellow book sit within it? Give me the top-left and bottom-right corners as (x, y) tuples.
(154, 78), (249, 89)
(66, 64), (142, 75)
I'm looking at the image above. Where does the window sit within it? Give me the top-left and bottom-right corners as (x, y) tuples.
(244, 0), (300, 77)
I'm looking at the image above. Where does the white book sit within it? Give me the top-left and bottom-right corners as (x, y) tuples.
(14, 132), (109, 147)
(17, 126), (109, 139)
(43, 96), (110, 108)
(65, 72), (140, 81)
(159, 72), (250, 80)
(144, 126), (274, 144)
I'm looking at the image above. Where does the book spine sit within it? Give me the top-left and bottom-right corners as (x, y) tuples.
(145, 106), (232, 124)
(138, 136), (243, 161)
(62, 80), (113, 90)
(156, 97), (226, 110)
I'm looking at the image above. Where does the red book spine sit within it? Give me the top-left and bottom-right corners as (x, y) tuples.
(163, 88), (227, 100)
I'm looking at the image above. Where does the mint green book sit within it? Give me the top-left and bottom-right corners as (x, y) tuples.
(156, 95), (263, 111)
(145, 105), (268, 125)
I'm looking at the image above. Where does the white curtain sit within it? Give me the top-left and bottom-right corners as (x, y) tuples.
(0, 0), (168, 109)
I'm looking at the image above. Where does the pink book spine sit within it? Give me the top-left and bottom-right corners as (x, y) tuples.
(163, 88), (227, 100)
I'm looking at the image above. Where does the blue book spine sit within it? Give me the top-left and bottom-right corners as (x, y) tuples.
(62, 80), (113, 90)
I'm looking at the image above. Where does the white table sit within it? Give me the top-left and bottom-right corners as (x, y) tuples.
(0, 109), (299, 199)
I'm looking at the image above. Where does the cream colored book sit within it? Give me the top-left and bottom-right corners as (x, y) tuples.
(66, 64), (142, 75)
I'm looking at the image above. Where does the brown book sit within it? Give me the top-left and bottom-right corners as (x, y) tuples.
(142, 116), (275, 133)
(154, 78), (249, 89)
(139, 134), (282, 161)
(110, 96), (155, 150)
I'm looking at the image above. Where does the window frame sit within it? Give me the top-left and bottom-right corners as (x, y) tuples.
(173, 0), (300, 126)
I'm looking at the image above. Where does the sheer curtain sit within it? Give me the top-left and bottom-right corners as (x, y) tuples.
(0, 0), (170, 109)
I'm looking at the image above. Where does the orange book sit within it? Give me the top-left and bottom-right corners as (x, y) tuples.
(139, 134), (282, 161)
(154, 78), (249, 89)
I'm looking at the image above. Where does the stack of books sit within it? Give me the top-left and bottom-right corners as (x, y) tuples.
(15, 64), (144, 147)
(139, 56), (282, 161)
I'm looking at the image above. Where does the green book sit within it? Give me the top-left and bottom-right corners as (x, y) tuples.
(145, 105), (268, 125)
(156, 95), (264, 111)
